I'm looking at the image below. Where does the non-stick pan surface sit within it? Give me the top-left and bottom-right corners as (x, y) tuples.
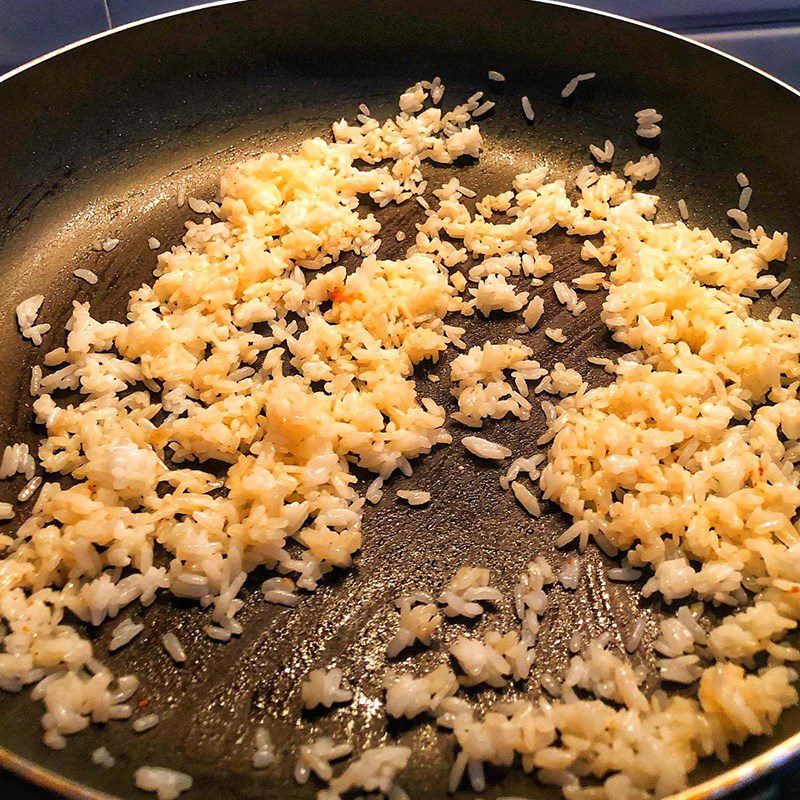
(0, 1), (799, 798)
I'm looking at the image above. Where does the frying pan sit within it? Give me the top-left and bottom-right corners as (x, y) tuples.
(0, 1), (798, 798)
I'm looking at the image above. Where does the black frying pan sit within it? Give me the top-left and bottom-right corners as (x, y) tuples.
(0, 1), (799, 798)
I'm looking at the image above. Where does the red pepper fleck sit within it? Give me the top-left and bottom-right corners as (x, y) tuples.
(137, 698), (150, 708)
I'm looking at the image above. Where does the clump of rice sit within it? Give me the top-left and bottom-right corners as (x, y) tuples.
(132, 713), (160, 733)
(387, 597), (441, 657)
(300, 668), (353, 710)
(2, 78), (800, 800)
(500, 453), (544, 491)
(635, 107), (662, 138)
(0, 443), (35, 480)
(544, 327), (566, 343)
(536, 362), (585, 397)
(319, 745), (410, 800)
(102, 238), (120, 252)
(523, 296), (544, 327)
(438, 566), (502, 618)
(513, 558), (553, 646)
(449, 632), (512, 687)
(294, 736), (351, 783)
(261, 577), (301, 607)
(553, 281), (586, 315)
(589, 139), (614, 164)
(623, 153), (660, 182)
(384, 664), (457, 718)
(91, 746), (115, 769)
(15, 295), (50, 346)
(134, 766), (192, 800)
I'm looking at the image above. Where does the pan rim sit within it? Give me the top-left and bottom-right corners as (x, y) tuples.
(2, 0), (800, 101)
(0, 1), (798, 798)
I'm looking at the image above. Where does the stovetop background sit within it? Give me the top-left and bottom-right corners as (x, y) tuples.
(0, 0), (799, 798)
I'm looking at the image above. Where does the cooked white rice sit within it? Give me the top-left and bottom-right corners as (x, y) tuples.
(132, 713), (160, 733)
(438, 566), (502, 619)
(134, 766), (192, 800)
(521, 96), (534, 122)
(300, 667), (353, 709)
(510, 480), (540, 516)
(15, 295), (50, 346)
(739, 185), (753, 210)
(772, 277), (791, 298)
(91, 745), (116, 769)
(727, 207), (750, 230)
(17, 476), (42, 503)
(320, 745), (410, 800)
(160, 632), (186, 663)
(635, 107), (662, 138)
(387, 598), (441, 656)
(560, 72), (596, 98)
(461, 436), (511, 460)
(0, 443), (35, 480)
(623, 153), (660, 182)
(472, 100), (495, 118)
(1, 77), (798, 800)
(294, 736), (351, 782)
(108, 619), (144, 651)
(73, 268), (98, 285)
(396, 489), (431, 506)
(572, 271), (605, 291)
(589, 139), (614, 164)
(253, 726), (275, 769)
(523, 296), (545, 328)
